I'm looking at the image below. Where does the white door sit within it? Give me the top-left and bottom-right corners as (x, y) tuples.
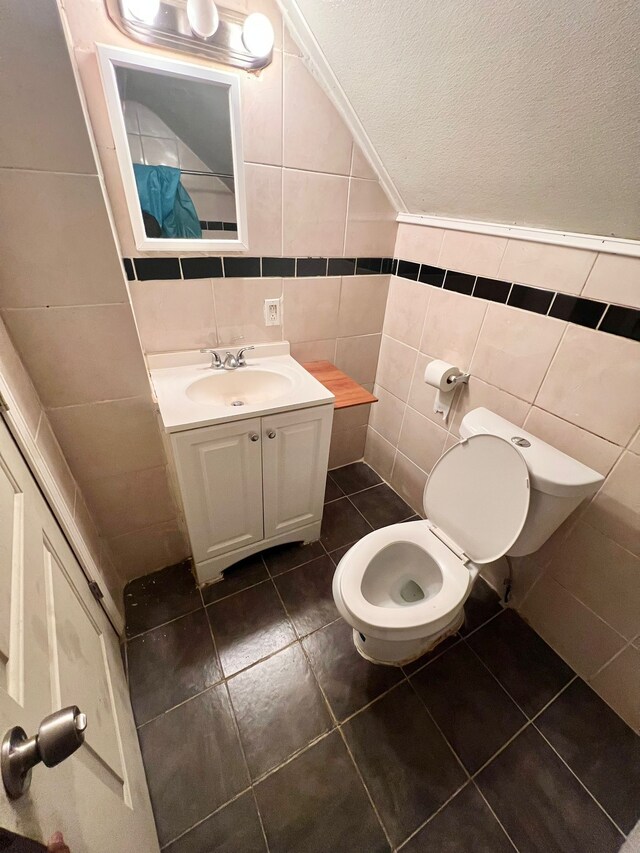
(0, 420), (158, 850)
(171, 417), (264, 562)
(262, 405), (333, 539)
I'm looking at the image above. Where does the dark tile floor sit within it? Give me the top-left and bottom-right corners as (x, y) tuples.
(123, 462), (639, 852)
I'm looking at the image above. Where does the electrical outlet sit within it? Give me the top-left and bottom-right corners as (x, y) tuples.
(264, 297), (281, 326)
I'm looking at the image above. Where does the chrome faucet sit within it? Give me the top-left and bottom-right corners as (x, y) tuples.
(200, 348), (223, 369)
(223, 346), (255, 369)
(201, 346), (255, 370)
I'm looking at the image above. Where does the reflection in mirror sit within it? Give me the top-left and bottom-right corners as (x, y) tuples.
(115, 66), (238, 241)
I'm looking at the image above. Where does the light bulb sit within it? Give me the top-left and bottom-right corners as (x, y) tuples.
(187, 0), (219, 39)
(126, 0), (160, 23)
(242, 12), (274, 58)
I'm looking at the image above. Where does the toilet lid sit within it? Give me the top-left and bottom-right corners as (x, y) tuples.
(423, 434), (530, 564)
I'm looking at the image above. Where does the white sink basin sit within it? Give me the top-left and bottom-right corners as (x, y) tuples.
(186, 367), (294, 407)
(148, 342), (335, 433)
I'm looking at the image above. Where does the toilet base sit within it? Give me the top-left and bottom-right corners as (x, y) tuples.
(352, 609), (464, 667)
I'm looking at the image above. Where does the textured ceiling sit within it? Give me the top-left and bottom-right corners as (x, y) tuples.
(285, 0), (640, 238)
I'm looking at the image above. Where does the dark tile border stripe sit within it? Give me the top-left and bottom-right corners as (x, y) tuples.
(123, 254), (639, 342)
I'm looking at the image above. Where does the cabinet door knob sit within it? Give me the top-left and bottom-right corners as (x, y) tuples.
(249, 433), (260, 442)
(267, 430), (276, 439)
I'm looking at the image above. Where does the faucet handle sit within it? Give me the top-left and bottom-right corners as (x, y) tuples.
(237, 346), (255, 366)
(200, 349), (222, 369)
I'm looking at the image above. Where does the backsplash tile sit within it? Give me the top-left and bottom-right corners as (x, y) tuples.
(297, 257), (328, 277)
(599, 305), (640, 341)
(443, 271), (475, 295)
(473, 277), (510, 303)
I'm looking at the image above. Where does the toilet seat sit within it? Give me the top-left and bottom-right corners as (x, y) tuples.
(333, 435), (531, 643)
(336, 520), (472, 638)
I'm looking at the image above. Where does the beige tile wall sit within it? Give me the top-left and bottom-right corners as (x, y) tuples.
(0, 0), (189, 589)
(62, 0), (397, 261)
(63, 0), (397, 470)
(130, 273), (390, 467)
(364, 223), (640, 731)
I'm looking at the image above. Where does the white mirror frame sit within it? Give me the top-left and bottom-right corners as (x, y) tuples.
(97, 43), (249, 253)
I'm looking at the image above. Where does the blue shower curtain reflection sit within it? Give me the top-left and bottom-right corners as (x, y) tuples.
(133, 163), (202, 239)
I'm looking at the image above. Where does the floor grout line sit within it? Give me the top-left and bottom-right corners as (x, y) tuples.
(126, 464), (635, 850)
(471, 780), (521, 852)
(531, 721), (628, 839)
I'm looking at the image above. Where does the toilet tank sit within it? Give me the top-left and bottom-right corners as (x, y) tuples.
(459, 408), (604, 556)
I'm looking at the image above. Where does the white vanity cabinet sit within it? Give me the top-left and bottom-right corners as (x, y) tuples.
(171, 404), (333, 584)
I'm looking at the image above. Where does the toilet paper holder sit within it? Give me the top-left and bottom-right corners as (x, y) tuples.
(423, 361), (470, 423)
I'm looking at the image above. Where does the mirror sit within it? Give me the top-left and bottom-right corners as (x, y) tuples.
(97, 44), (248, 252)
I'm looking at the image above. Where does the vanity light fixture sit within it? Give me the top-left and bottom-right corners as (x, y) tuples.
(106, 0), (274, 70)
(241, 13), (275, 58)
(186, 0), (219, 39)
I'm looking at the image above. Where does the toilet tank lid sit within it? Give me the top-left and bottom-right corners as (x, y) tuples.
(423, 434), (530, 565)
(459, 408), (604, 498)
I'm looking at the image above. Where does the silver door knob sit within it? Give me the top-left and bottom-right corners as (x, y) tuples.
(267, 430), (276, 439)
(249, 433), (260, 442)
(2, 706), (87, 799)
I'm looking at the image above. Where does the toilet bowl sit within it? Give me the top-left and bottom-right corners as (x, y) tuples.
(333, 408), (604, 666)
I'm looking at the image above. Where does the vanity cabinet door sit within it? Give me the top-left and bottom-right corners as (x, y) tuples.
(262, 405), (333, 539)
(171, 418), (264, 562)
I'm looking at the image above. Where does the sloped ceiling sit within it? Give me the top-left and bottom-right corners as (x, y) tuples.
(283, 0), (640, 239)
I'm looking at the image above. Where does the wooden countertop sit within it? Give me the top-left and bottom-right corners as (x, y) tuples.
(301, 361), (378, 410)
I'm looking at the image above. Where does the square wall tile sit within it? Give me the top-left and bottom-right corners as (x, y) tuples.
(283, 170), (349, 256)
(583, 253), (640, 309)
(35, 414), (76, 513)
(383, 276), (430, 348)
(520, 573), (625, 679)
(82, 466), (176, 538)
(523, 407), (621, 477)
(470, 302), (565, 402)
(498, 240), (597, 295)
(548, 521), (640, 639)
(110, 520), (189, 582)
(351, 145), (377, 179)
(289, 339), (336, 363)
(438, 230), (507, 278)
(364, 427), (396, 481)
(376, 335), (418, 402)
(338, 275), (389, 337)
(0, 171), (126, 308)
(283, 277), (341, 342)
(2, 304), (150, 408)
(395, 224), (444, 265)
(328, 424), (367, 468)
(369, 384), (405, 445)
(583, 452), (640, 556)
(47, 396), (166, 482)
(335, 334), (381, 384)
(450, 376), (531, 437)
(420, 288), (487, 370)
(130, 280), (217, 353)
(397, 407), (447, 475)
(535, 325), (640, 445)
(241, 48), (282, 166)
(214, 277), (283, 345)
(245, 163), (283, 256)
(590, 645), (640, 733)
(283, 54), (352, 175)
(343, 179), (397, 257)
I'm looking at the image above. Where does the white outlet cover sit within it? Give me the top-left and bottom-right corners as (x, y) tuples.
(264, 298), (281, 326)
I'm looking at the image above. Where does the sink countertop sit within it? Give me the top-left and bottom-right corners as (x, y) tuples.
(148, 342), (335, 433)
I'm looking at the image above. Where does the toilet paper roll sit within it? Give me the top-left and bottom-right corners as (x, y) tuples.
(423, 360), (463, 422)
(423, 360), (462, 392)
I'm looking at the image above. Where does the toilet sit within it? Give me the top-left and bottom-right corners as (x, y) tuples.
(332, 408), (604, 666)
